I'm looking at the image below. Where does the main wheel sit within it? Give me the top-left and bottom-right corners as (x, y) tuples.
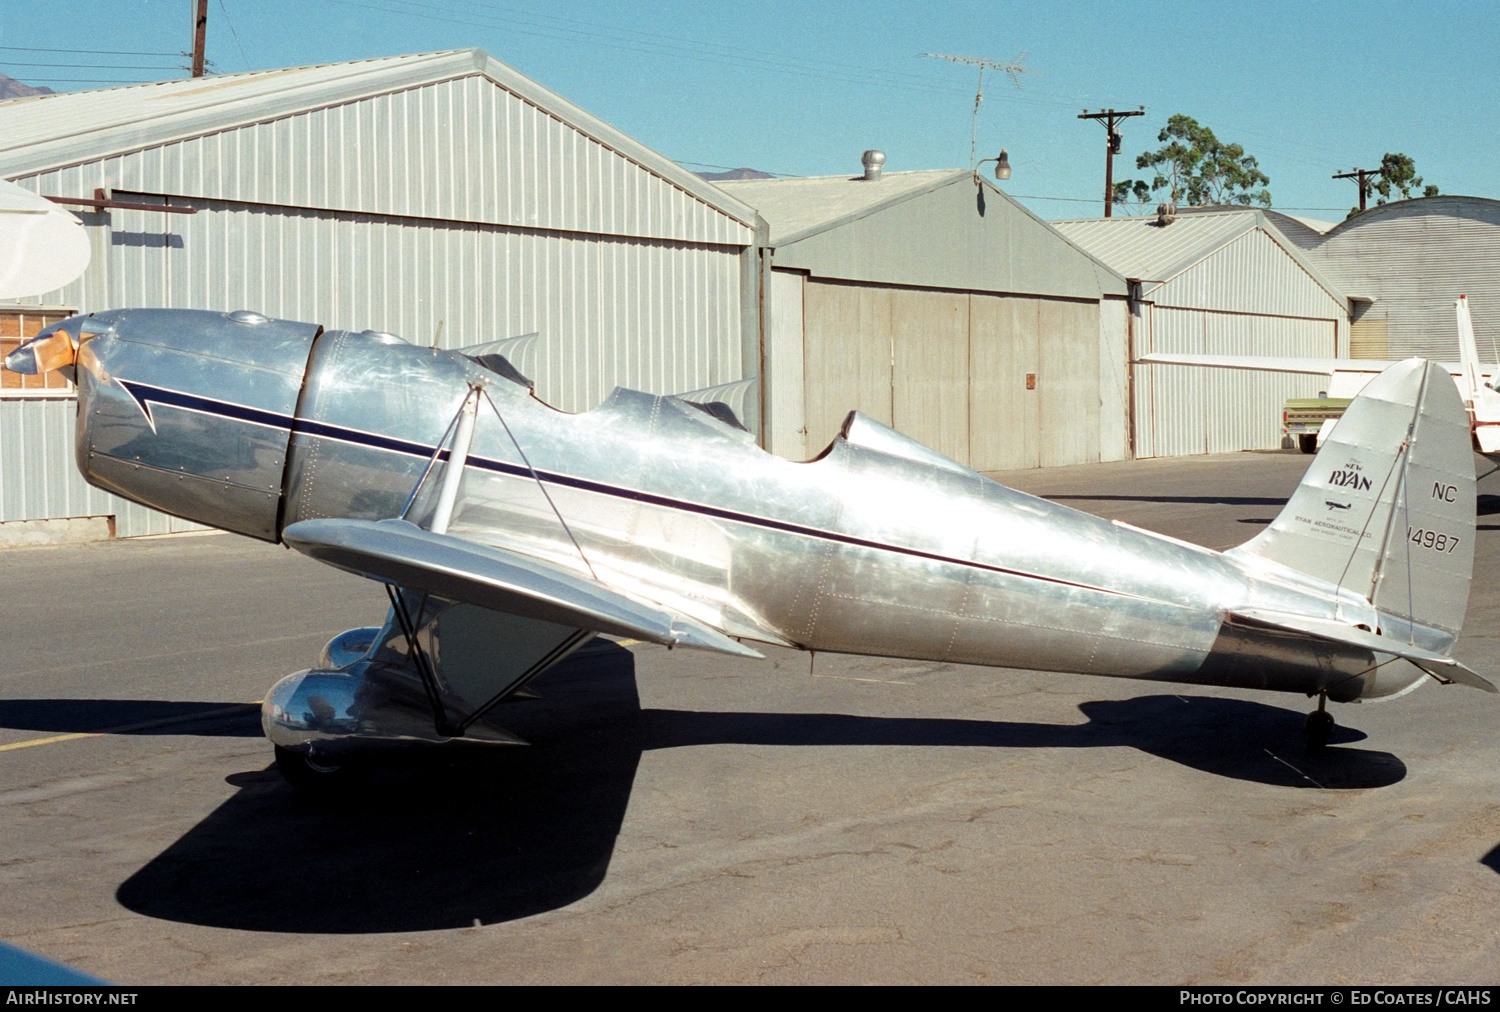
(1298, 433), (1318, 454)
(1304, 710), (1335, 753)
(274, 745), (370, 795)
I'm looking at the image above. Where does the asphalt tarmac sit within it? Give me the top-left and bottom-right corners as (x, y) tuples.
(1, 449), (1497, 985)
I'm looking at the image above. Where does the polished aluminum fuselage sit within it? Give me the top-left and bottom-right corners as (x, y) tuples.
(70, 310), (1411, 701)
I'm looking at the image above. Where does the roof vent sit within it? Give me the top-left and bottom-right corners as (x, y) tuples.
(861, 150), (886, 182)
(1156, 202), (1177, 226)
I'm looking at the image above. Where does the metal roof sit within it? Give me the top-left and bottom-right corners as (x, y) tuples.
(1051, 212), (1255, 283)
(0, 49), (759, 229)
(1261, 210), (1337, 249)
(1052, 209), (1346, 306)
(1298, 196), (1500, 359)
(715, 169), (961, 245)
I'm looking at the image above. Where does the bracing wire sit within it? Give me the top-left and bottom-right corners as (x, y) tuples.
(1333, 438), (1409, 601)
(480, 388), (598, 581)
(397, 396), (466, 521)
(1399, 367), (1432, 647)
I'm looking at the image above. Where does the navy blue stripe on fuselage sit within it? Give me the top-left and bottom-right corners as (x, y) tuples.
(119, 380), (293, 431)
(119, 380), (1136, 599)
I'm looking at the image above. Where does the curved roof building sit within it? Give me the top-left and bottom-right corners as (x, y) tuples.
(1295, 197), (1500, 360)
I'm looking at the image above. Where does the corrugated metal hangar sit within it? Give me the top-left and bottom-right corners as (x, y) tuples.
(13, 49), (1480, 543)
(0, 49), (761, 536)
(1284, 196), (1500, 361)
(718, 166), (1131, 470)
(1054, 209), (1349, 458)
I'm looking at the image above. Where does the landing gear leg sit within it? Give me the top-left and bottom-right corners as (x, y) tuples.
(274, 745), (371, 796)
(1304, 692), (1334, 753)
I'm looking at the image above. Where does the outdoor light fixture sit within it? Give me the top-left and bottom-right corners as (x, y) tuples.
(976, 149), (1012, 182)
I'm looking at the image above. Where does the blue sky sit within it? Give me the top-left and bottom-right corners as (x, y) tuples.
(3, 1), (1495, 222)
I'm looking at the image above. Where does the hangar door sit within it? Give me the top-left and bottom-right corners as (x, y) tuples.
(1133, 305), (1334, 457)
(802, 280), (1100, 470)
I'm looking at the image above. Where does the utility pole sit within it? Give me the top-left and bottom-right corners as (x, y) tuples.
(191, 0), (208, 78)
(1078, 107), (1144, 217)
(1332, 167), (1379, 212)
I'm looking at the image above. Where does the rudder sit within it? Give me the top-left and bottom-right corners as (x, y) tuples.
(1228, 359), (1474, 650)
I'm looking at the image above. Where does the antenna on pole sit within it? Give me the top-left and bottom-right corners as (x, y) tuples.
(924, 52), (1039, 168)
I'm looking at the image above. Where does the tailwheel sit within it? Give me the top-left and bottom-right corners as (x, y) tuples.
(274, 745), (371, 796)
(1304, 694), (1335, 753)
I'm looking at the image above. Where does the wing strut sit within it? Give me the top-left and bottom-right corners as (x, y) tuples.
(481, 387), (598, 581)
(384, 582), (596, 737)
(430, 387), (480, 535)
(385, 584), (461, 737)
(395, 385), (470, 523)
(452, 627), (594, 733)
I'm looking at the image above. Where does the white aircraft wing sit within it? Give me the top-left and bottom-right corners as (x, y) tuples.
(282, 516), (762, 658)
(0, 179), (91, 300)
(1136, 353), (1393, 376)
(1136, 352), (1477, 380)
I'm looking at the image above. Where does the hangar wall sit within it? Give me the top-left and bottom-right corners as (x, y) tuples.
(730, 171), (1130, 470)
(1132, 228), (1345, 457)
(0, 51), (759, 536)
(1296, 197), (1500, 361)
(798, 278), (1110, 470)
(1058, 215), (1348, 459)
(83, 197), (746, 410)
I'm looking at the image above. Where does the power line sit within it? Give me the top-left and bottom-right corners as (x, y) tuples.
(7, 78), (162, 85)
(218, 0), (254, 73)
(0, 44), (178, 56)
(322, 0), (973, 99)
(0, 62), (178, 69)
(676, 159), (801, 178)
(325, 0), (1095, 118)
(400, 0), (967, 90)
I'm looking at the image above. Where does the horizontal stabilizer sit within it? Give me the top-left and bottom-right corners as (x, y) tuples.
(1229, 609), (1496, 692)
(283, 518), (762, 658)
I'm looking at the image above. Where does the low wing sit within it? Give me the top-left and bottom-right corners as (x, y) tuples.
(1229, 608), (1496, 693)
(283, 517), (762, 658)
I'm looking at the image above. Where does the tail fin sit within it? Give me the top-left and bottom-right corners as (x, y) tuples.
(1229, 359), (1474, 648)
(1457, 295), (1483, 402)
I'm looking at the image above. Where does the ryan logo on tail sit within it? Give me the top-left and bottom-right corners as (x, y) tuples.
(4, 309), (1493, 792)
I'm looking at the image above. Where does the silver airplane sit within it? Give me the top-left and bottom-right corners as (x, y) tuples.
(5, 309), (1493, 791)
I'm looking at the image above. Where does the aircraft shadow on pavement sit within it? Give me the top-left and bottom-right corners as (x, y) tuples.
(1483, 844), (1500, 877)
(640, 694), (1403, 792)
(0, 699), (261, 737)
(109, 642), (1405, 934)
